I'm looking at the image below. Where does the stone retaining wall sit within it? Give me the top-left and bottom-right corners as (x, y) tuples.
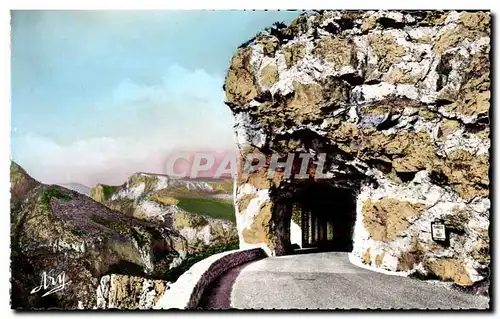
(154, 248), (266, 309)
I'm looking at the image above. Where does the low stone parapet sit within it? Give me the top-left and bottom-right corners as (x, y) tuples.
(154, 248), (266, 309)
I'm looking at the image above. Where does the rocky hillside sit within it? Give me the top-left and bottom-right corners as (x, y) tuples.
(10, 162), (39, 213)
(10, 163), (186, 309)
(90, 173), (237, 252)
(224, 10), (490, 287)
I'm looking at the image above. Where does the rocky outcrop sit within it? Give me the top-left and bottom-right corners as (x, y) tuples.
(91, 173), (238, 252)
(172, 211), (237, 251)
(10, 162), (39, 212)
(224, 10), (490, 287)
(10, 164), (187, 309)
(96, 274), (169, 309)
(90, 184), (117, 202)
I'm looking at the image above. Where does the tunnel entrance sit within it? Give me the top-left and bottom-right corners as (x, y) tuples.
(291, 184), (356, 252)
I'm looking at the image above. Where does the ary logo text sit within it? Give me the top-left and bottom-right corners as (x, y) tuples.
(30, 269), (71, 297)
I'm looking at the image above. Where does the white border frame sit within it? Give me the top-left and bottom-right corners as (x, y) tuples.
(2, 1), (497, 318)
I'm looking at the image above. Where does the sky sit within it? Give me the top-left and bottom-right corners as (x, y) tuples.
(11, 10), (300, 186)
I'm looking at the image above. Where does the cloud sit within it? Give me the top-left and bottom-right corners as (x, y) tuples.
(112, 64), (225, 105)
(13, 134), (148, 186)
(12, 65), (237, 186)
(103, 64), (236, 150)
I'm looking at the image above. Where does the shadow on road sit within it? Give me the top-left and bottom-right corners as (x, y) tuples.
(292, 246), (352, 255)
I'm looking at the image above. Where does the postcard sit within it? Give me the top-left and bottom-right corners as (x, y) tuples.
(10, 9), (491, 310)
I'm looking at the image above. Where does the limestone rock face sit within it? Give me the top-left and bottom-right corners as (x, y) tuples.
(90, 173), (238, 252)
(224, 10), (490, 286)
(96, 274), (169, 309)
(10, 164), (187, 309)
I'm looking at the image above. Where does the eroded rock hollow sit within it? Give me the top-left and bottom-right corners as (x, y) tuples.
(223, 10), (490, 286)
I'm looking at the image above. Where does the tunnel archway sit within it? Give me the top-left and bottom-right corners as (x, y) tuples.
(293, 184), (356, 252)
(271, 182), (358, 255)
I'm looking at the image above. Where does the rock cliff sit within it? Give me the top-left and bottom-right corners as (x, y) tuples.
(90, 173), (237, 252)
(224, 10), (490, 287)
(10, 163), (187, 309)
(96, 274), (169, 309)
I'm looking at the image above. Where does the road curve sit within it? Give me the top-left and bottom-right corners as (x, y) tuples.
(199, 252), (489, 310)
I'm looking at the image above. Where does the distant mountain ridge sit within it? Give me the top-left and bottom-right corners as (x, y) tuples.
(92, 172), (234, 204)
(90, 172), (237, 252)
(57, 183), (91, 196)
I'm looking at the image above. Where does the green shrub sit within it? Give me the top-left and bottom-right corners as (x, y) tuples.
(70, 229), (86, 237)
(41, 188), (72, 208)
(101, 185), (117, 201)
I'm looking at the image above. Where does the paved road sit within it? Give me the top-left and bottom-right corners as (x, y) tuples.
(199, 252), (489, 310)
